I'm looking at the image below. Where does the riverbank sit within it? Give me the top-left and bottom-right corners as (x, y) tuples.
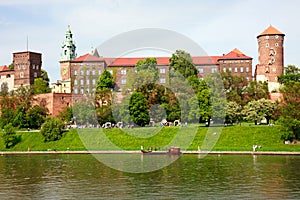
(2, 150), (300, 155)
(1, 124), (300, 152)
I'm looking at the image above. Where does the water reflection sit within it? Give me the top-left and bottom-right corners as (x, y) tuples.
(0, 154), (300, 199)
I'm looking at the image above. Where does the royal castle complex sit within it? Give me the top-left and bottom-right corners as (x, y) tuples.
(0, 25), (285, 115)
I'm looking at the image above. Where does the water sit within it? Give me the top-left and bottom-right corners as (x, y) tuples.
(0, 154), (300, 199)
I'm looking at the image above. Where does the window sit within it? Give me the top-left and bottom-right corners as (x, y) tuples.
(86, 79), (90, 85)
(275, 43), (279, 47)
(240, 67), (244, 73)
(211, 68), (217, 73)
(234, 67), (238, 73)
(266, 35), (269, 39)
(223, 68), (226, 72)
(80, 70), (84, 76)
(271, 58), (275, 63)
(23, 64), (26, 69)
(86, 70), (90, 76)
(32, 65), (35, 69)
(98, 70), (101, 75)
(266, 43), (269, 48)
(80, 88), (84, 94)
(246, 67), (249, 72)
(246, 77), (250, 81)
(198, 68), (204, 73)
(74, 70), (77, 76)
(121, 79), (126, 85)
(86, 88), (90, 94)
(121, 69), (126, 75)
(92, 79), (96, 85)
(92, 70), (96, 75)
(275, 35), (279, 39)
(36, 65), (39, 70)
(160, 68), (166, 74)
(80, 79), (84, 85)
(273, 67), (276, 72)
(74, 88), (78, 94)
(228, 68), (232, 72)
(74, 80), (78, 85)
(160, 78), (166, 84)
(34, 72), (37, 77)
(20, 72), (24, 78)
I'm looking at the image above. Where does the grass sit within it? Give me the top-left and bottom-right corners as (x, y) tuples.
(0, 124), (300, 152)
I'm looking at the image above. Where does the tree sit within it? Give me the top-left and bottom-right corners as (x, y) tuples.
(2, 123), (19, 148)
(34, 78), (51, 94)
(278, 65), (300, 84)
(26, 105), (48, 129)
(40, 117), (64, 142)
(96, 70), (114, 90)
(169, 50), (197, 79)
(57, 106), (73, 124)
(135, 58), (158, 81)
(242, 99), (276, 125)
(244, 80), (269, 102)
(0, 107), (16, 128)
(129, 92), (149, 126)
(278, 82), (300, 140)
(226, 101), (242, 124)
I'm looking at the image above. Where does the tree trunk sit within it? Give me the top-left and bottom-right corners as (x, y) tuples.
(254, 120), (257, 125)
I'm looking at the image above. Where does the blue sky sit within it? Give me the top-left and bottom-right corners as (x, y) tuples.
(0, 0), (299, 82)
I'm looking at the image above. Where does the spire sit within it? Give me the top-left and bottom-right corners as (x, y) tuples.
(257, 25), (285, 37)
(93, 48), (100, 58)
(60, 25), (77, 62)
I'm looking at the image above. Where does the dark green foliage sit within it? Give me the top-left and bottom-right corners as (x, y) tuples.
(278, 65), (300, 84)
(34, 78), (51, 94)
(2, 123), (19, 148)
(96, 70), (114, 90)
(26, 105), (48, 129)
(129, 92), (150, 126)
(135, 58), (158, 81)
(40, 117), (64, 142)
(57, 106), (73, 124)
(0, 107), (16, 128)
(169, 50), (197, 79)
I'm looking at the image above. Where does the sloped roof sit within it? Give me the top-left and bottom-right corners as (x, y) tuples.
(219, 48), (252, 60)
(258, 25), (285, 37)
(72, 53), (104, 62)
(0, 65), (12, 72)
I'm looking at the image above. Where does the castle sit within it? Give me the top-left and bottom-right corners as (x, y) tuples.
(0, 25), (285, 115)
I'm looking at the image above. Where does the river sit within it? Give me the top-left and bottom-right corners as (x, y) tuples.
(0, 154), (299, 199)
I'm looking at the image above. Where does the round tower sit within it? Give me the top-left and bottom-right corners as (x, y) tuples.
(256, 25), (285, 92)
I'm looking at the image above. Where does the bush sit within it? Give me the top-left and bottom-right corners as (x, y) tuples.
(2, 123), (20, 148)
(40, 117), (64, 142)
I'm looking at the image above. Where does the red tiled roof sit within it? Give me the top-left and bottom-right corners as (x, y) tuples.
(72, 54), (104, 62)
(218, 48), (252, 60)
(258, 25), (284, 37)
(75, 49), (251, 67)
(0, 65), (12, 72)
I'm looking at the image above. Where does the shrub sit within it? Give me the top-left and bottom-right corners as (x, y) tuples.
(40, 117), (64, 142)
(2, 123), (20, 148)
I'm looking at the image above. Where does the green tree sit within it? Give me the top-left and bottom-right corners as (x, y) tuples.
(57, 106), (73, 124)
(96, 70), (114, 90)
(278, 65), (300, 84)
(0, 107), (16, 128)
(135, 58), (158, 81)
(244, 80), (269, 102)
(279, 82), (300, 140)
(2, 123), (19, 148)
(129, 92), (149, 126)
(226, 101), (242, 124)
(242, 99), (276, 125)
(40, 117), (64, 142)
(26, 105), (48, 129)
(169, 50), (197, 79)
(34, 78), (51, 94)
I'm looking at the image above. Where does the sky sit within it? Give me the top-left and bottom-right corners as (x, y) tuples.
(0, 0), (299, 82)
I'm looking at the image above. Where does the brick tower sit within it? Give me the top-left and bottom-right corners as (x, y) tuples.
(13, 51), (42, 88)
(255, 25), (285, 92)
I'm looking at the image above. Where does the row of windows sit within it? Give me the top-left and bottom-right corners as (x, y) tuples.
(120, 77), (166, 85)
(19, 72), (38, 78)
(222, 67), (250, 73)
(74, 69), (102, 76)
(223, 60), (250, 64)
(198, 68), (218, 73)
(74, 79), (97, 85)
(265, 43), (279, 47)
(73, 88), (96, 94)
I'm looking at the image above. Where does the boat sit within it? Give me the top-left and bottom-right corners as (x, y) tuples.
(141, 147), (181, 155)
